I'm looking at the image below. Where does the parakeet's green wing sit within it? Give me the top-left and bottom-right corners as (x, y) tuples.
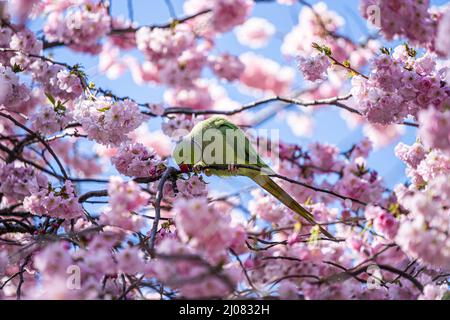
(211, 118), (334, 239)
(209, 117), (270, 171)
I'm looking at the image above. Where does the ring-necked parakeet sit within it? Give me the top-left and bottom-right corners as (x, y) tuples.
(173, 116), (334, 239)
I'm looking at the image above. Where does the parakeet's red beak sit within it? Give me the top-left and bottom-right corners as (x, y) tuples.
(179, 163), (192, 173)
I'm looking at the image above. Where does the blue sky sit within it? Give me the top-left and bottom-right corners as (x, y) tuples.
(29, 0), (449, 194)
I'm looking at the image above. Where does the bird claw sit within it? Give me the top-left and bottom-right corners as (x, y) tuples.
(192, 164), (204, 174)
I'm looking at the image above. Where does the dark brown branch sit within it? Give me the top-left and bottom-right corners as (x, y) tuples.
(162, 94), (354, 116)
(109, 9), (212, 34)
(78, 190), (108, 203)
(148, 167), (178, 254)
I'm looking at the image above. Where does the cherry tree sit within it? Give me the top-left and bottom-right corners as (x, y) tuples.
(0, 0), (449, 300)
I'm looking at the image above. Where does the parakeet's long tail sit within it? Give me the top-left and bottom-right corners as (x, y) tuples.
(252, 175), (335, 240)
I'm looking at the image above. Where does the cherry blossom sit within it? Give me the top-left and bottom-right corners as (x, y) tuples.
(239, 52), (295, 95)
(99, 176), (149, 232)
(208, 53), (244, 82)
(30, 103), (72, 135)
(418, 107), (450, 154)
(24, 180), (83, 219)
(297, 53), (330, 82)
(360, 0), (440, 50)
(235, 17), (275, 48)
(74, 97), (144, 146)
(351, 47), (450, 125)
(111, 142), (165, 178)
(43, 2), (111, 53)
(436, 8), (450, 56)
(0, 163), (47, 202)
(0, 65), (31, 109)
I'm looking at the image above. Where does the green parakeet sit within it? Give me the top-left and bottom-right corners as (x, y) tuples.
(173, 116), (334, 239)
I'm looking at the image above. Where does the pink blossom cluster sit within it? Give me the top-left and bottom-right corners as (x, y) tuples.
(136, 25), (245, 90)
(395, 174), (450, 269)
(132, 1), (253, 104)
(436, 8), (450, 56)
(418, 107), (450, 154)
(74, 97), (144, 146)
(135, 24), (198, 83)
(0, 29), (13, 67)
(0, 65), (31, 110)
(208, 53), (245, 82)
(419, 284), (449, 300)
(248, 189), (290, 224)
(43, 2), (111, 53)
(174, 197), (246, 261)
(55, 69), (84, 99)
(415, 150), (450, 184)
(108, 17), (137, 50)
(23, 181), (83, 219)
(308, 142), (343, 172)
(8, 28), (43, 69)
(111, 142), (164, 178)
(147, 175), (208, 203)
(364, 205), (399, 241)
(245, 239), (380, 299)
(360, 0), (439, 50)
(395, 142), (427, 169)
(271, 139), (382, 210)
(134, 1), (252, 91)
(1, 0), (450, 301)
(235, 17), (275, 49)
(163, 82), (214, 110)
(282, 2), (365, 66)
(184, 0), (254, 34)
(175, 175), (208, 199)
(6, 0), (40, 23)
(136, 25), (193, 58)
(0, 22), (83, 103)
(30, 62), (83, 101)
(159, 46), (208, 88)
(152, 237), (241, 298)
(351, 48), (450, 125)
(0, 163), (47, 202)
(31, 0), (91, 16)
(99, 177), (149, 232)
(297, 53), (330, 82)
(334, 157), (385, 207)
(29, 233), (149, 299)
(209, 0), (254, 33)
(0, 24), (42, 68)
(241, 218), (445, 300)
(148, 197), (247, 299)
(239, 52), (295, 95)
(30, 104), (73, 135)
(161, 114), (196, 140)
(396, 142), (449, 188)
